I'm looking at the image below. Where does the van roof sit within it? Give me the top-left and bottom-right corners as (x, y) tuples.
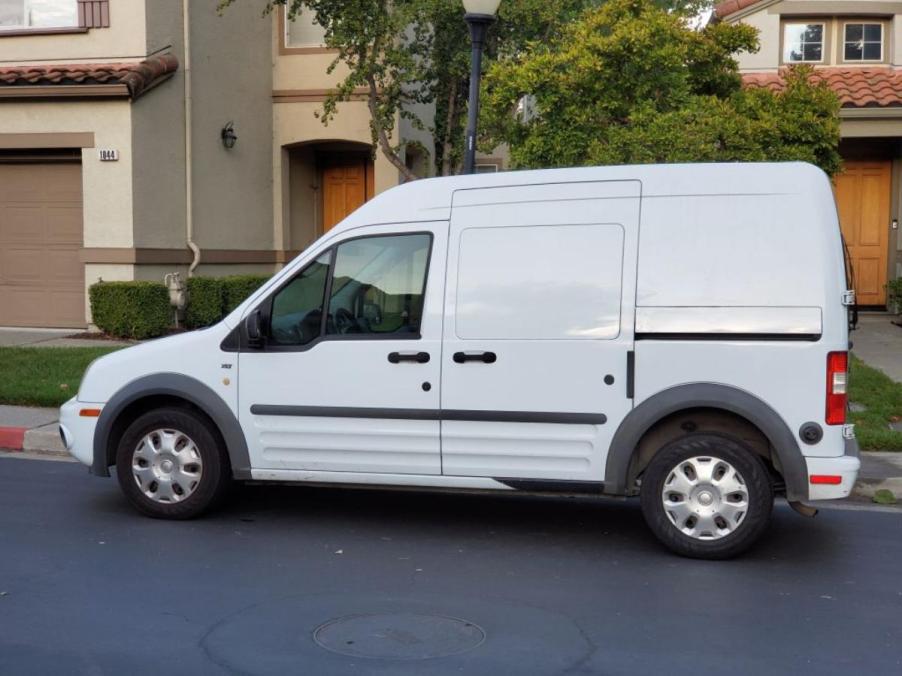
(338, 161), (829, 230)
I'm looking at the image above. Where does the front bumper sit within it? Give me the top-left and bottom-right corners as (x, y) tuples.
(805, 436), (860, 501)
(59, 397), (103, 468)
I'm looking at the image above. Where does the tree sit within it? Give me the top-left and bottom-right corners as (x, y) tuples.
(480, 0), (842, 175)
(221, 0), (610, 178)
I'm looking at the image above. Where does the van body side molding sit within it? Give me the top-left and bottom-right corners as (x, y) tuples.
(249, 405), (606, 425)
(635, 306), (823, 336)
(603, 383), (809, 501)
(92, 373), (252, 480)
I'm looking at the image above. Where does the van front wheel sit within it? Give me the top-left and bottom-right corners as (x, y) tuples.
(639, 434), (774, 559)
(115, 408), (231, 519)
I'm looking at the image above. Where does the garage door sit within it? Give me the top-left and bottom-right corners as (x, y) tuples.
(0, 162), (85, 328)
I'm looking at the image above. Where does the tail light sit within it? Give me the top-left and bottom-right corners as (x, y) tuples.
(826, 351), (848, 425)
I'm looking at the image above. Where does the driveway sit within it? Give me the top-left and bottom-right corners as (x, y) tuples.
(1, 456), (900, 676)
(852, 313), (902, 382)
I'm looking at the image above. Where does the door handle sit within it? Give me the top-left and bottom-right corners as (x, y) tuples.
(453, 351), (497, 364)
(388, 351), (430, 364)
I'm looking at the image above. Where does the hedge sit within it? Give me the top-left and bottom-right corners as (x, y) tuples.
(888, 278), (902, 314)
(223, 275), (270, 314)
(89, 281), (172, 339)
(185, 277), (224, 329)
(185, 274), (271, 329)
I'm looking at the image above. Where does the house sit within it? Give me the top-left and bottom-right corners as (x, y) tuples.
(0, 0), (451, 329)
(713, 0), (902, 306)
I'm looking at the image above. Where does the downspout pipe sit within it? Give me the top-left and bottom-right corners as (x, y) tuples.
(183, 0), (200, 276)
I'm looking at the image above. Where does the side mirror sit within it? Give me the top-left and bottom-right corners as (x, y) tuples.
(246, 310), (264, 348)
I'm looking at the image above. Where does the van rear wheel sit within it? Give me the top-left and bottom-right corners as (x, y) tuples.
(640, 434), (774, 559)
(115, 408), (231, 519)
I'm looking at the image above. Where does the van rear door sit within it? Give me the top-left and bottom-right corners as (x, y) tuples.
(441, 181), (640, 481)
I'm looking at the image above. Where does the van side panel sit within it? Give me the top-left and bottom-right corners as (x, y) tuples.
(633, 174), (849, 463)
(441, 181), (640, 481)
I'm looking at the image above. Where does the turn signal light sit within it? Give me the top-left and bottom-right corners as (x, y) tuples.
(825, 351), (848, 425)
(79, 408), (101, 418)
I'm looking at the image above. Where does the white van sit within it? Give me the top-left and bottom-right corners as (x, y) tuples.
(60, 162), (860, 559)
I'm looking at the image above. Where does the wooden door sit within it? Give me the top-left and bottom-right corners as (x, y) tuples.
(834, 160), (892, 306)
(321, 159), (370, 232)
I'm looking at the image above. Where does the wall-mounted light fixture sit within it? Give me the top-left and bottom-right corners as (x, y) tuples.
(221, 122), (237, 150)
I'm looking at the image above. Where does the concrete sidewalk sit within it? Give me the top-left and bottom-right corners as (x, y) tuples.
(851, 313), (902, 383)
(0, 327), (134, 349)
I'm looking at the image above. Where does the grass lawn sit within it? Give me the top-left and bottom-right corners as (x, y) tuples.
(0, 346), (123, 408)
(849, 354), (902, 451)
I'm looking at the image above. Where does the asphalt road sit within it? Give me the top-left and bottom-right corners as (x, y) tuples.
(1, 456), (900, 676)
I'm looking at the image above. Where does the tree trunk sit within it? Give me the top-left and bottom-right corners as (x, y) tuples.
(366, 75), (418, 183)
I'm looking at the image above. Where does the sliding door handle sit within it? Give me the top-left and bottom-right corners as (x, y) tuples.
(453, 351), (497, 364)
(388, 351), (430, 364)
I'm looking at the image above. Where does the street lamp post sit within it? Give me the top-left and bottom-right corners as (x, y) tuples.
(462, 0), (501, 175)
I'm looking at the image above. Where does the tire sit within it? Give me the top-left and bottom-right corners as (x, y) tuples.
(115, 407), (232, 519)
(639, 433), (774, 560)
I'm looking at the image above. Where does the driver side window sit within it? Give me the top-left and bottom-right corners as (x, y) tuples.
(326, 234), (431, 337)
(266, 233), (431, 347)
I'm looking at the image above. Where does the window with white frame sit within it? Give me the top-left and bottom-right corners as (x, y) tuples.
(783, 23), (825, 63)
(0, 0), (77, 30)
(284, 7), (326, 49)
(844, 22), (883, 62)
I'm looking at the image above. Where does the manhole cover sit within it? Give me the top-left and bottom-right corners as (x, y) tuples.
(313, 613), (485, 660)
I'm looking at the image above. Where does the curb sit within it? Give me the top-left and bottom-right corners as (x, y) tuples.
(0, 427), (27, 450)
(853, 478), (902, 500)
(0, 424), (67, 457)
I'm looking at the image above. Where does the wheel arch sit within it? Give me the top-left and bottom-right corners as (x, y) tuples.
(603, 383), (809, 501)
(92, 373), (251, 480)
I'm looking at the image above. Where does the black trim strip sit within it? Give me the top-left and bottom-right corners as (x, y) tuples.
(635, 332), (821, 342)
(626, 350), (635, 399)
(495, 479), (606, 494)
(249, 405), (606, 425)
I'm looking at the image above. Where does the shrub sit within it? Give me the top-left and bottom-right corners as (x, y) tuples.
(222, 275), (270, 314)
(185, 277), (224, 329)
(887, 278), (902, 314)
(89, 281), (171, 339)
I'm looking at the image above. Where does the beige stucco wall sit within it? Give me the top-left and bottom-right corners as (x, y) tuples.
(0, 100), (134, 248)
(131, 74), (186, 249)
(187, 1), (274, 252)
(273, 100), (399, 250)
(145, 0), (183, 56)
(271, 11), (353, 91)
(0, 0), (147, 65)
(840, 115), (902, 136)
(734, 7), (782, 71)
(729, 0), (902, 70)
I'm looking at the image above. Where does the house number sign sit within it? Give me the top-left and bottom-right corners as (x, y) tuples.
(98, 149), (119, 162)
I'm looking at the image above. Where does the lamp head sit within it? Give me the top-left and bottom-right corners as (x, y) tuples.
(462, 0), (501, 17)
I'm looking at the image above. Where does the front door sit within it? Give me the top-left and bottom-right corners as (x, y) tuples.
(440, 181), (640, 481)
(834, 160), (892, 306)
(238, 223), (446, 475)
(321, 159), (371, 232)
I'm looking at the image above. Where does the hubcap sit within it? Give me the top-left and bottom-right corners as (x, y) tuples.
(131, 429), (203, 504)
(661, 456), (749, 540)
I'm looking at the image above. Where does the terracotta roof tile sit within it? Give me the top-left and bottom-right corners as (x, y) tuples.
(0, 53), (178, 99)
(713, 0), (766, 19)
(742, 67), (902, 108)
